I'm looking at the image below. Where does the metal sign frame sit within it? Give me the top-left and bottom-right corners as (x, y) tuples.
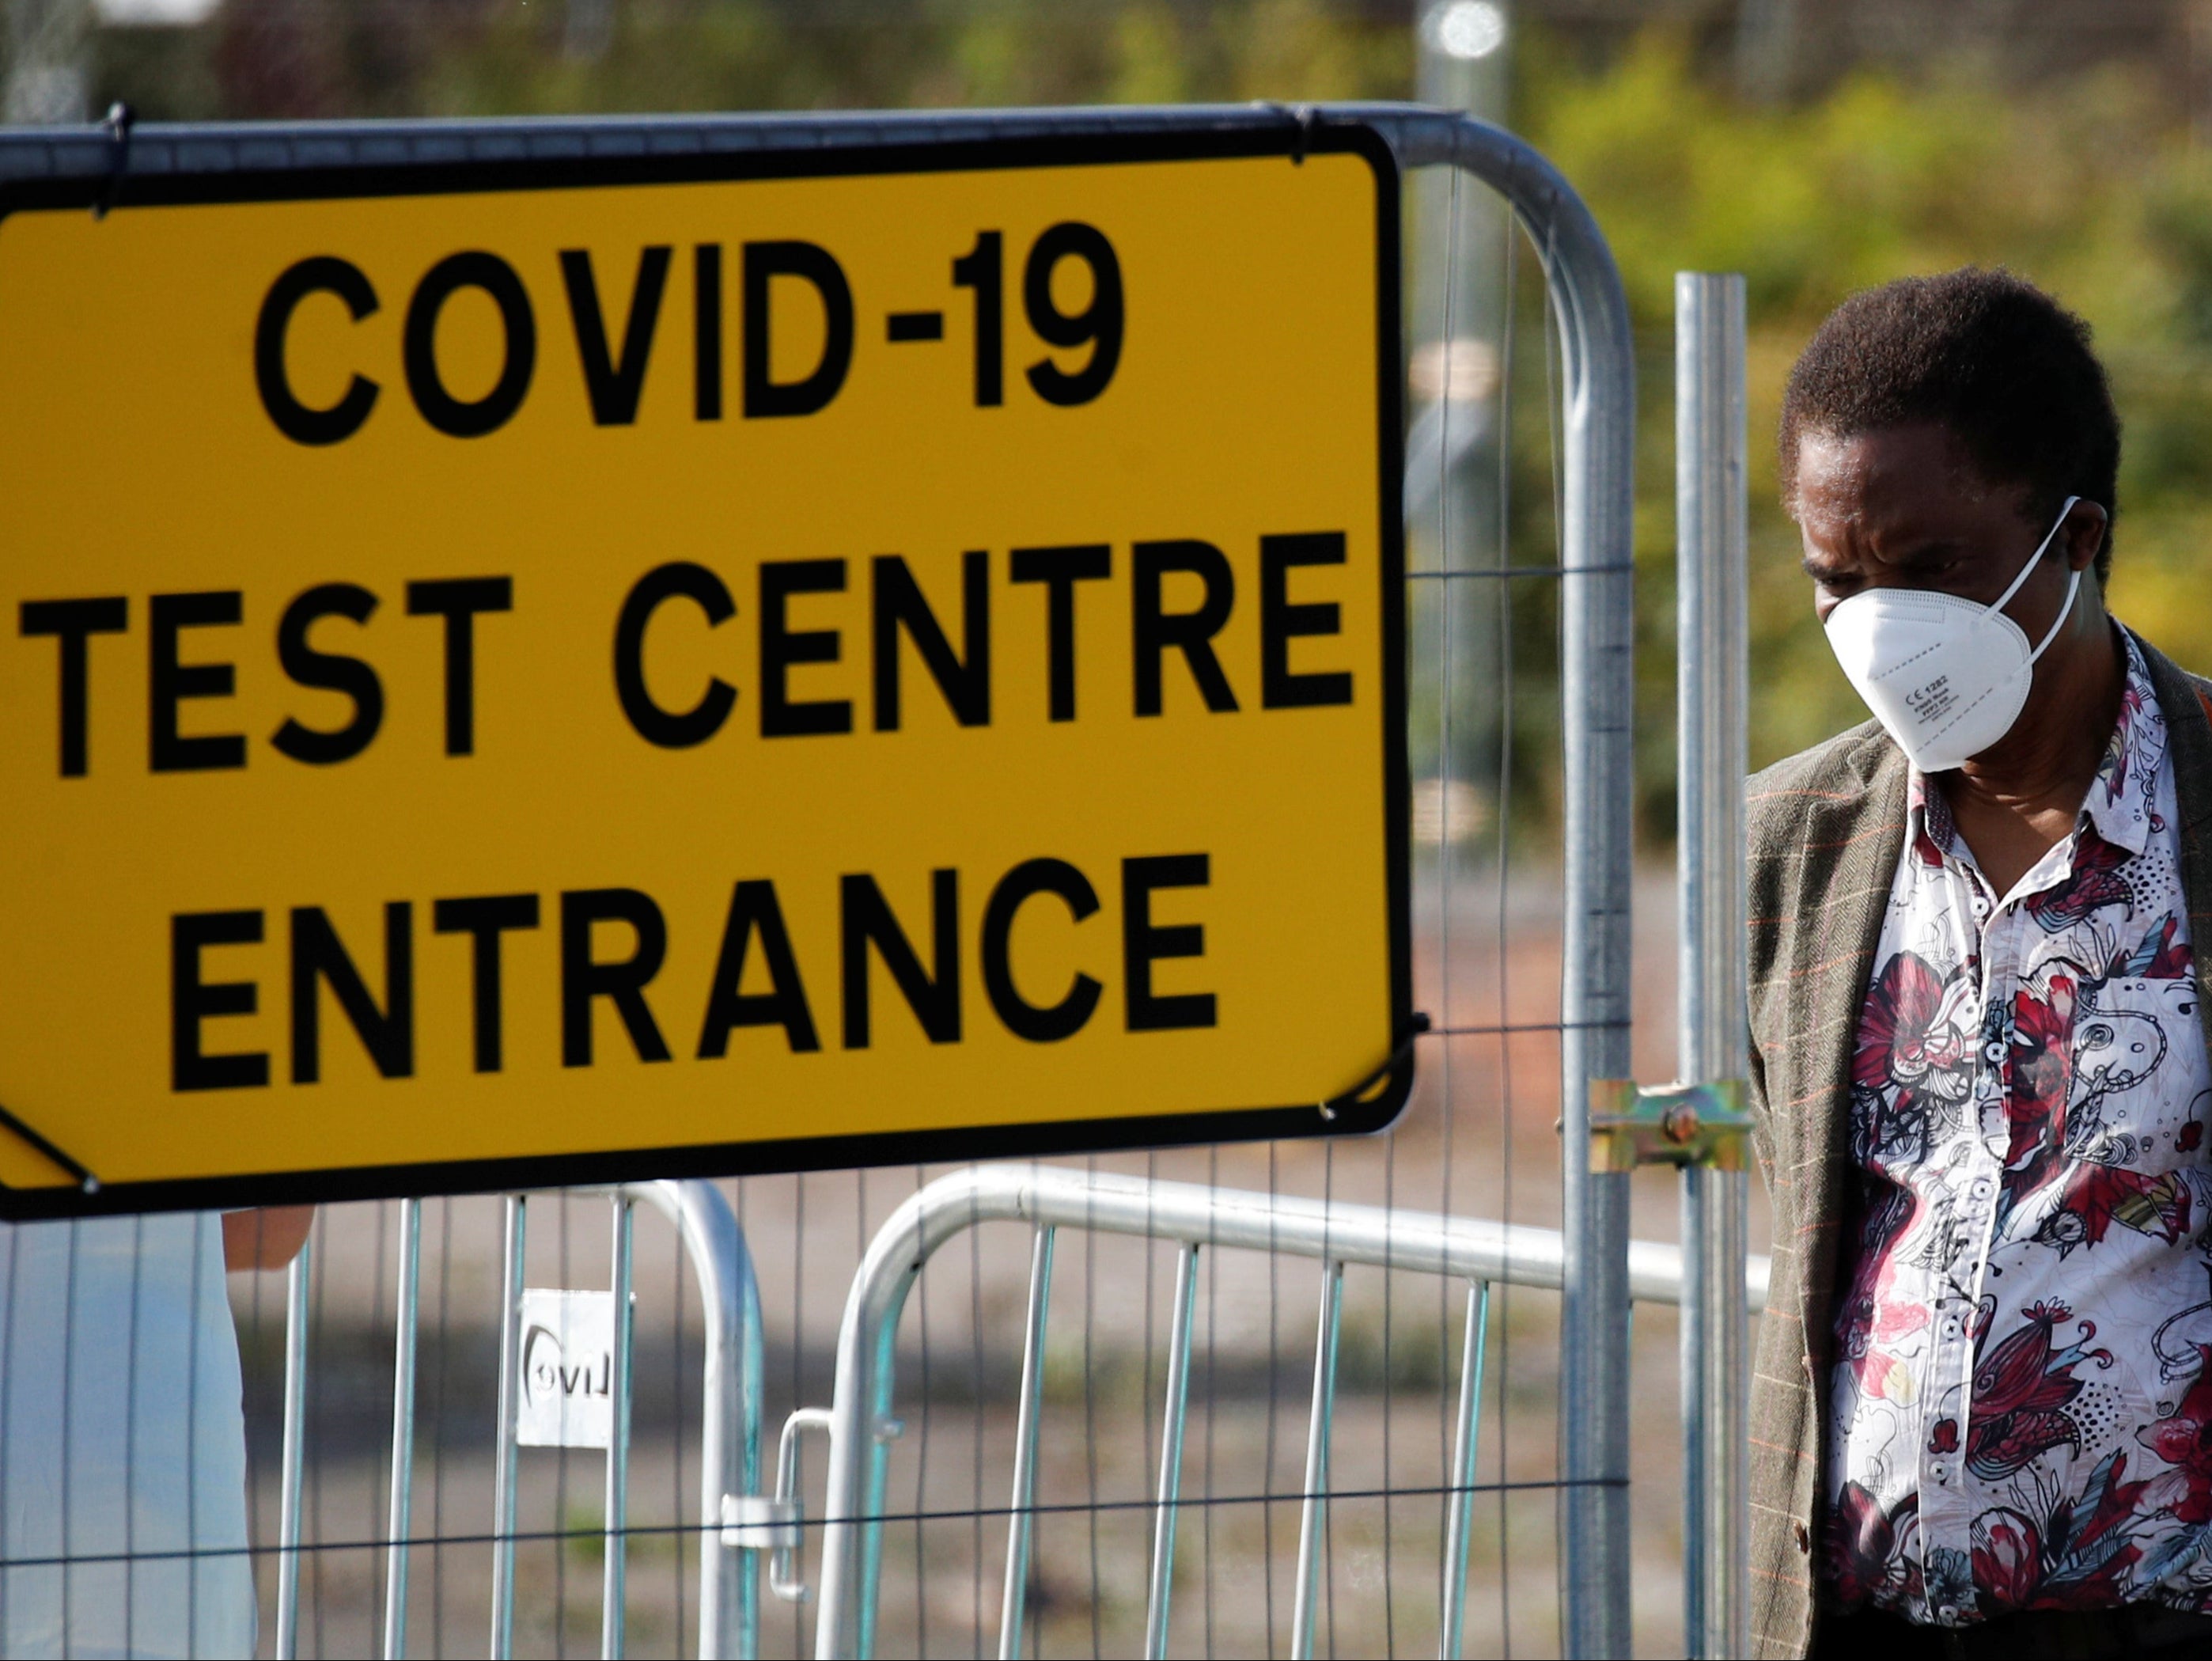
(0, 110), (1413, 1219)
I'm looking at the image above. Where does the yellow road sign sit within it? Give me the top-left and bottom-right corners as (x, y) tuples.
(0, 124), (1409, 1216)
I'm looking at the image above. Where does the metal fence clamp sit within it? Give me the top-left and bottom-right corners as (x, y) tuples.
(1587, 1079), (1752, 1172)
(766, 1407), (835, 1603)
(722, 1492), (804, 1554)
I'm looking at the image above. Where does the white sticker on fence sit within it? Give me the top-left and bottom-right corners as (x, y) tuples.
(516, 1288), (615, 1450)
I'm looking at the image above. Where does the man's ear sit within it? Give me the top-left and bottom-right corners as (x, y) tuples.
(2063, 500), (2109, 573)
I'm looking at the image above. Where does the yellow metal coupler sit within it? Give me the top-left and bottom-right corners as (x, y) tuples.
(1586, 1079), (1751, 1172)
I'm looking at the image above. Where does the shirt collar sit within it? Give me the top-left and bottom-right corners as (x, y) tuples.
(1906, 626), (2165, 863)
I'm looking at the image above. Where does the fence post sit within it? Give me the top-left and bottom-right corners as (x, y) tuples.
(1675, 270), (1752, 1661)
(490, 1196), (526, 1660)
(1373, 105), (1641, 1659)
(602, 1195), (635, 1660)
(996, 1225), (1055, 1659)
(1290, 1261), (1345, 1661)
(661, 1177), (767, 1661)
(1142, 1243), (1199, 1659)
(1437, 1278), (1491, 1661)
(275, 1231), (313, 1661)
(383, 1198), (421, 1660)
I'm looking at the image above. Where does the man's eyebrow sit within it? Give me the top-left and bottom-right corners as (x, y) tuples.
(1801, 538), (1960, 582)
(1888, 539), (1962, 573)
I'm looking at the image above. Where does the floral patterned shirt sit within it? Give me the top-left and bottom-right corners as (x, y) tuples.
(1824, 629), (2212, 1626)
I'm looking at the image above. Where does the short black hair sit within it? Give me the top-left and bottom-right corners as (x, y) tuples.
(1778, 267), (2121, 582)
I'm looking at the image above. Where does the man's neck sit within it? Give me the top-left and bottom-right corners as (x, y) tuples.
(1938, 619), (2126, 897)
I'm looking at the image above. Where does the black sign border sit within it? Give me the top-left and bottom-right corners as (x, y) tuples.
(0, 117), (1412, 1219)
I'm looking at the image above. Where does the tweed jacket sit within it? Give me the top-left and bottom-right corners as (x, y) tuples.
(1744, 634), (2212, 1659)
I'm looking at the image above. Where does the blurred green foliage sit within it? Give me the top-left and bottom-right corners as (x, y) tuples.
(82, 4), (2212, 832)
(88, 1), (1411, 123)
(1517, 32), (2212, 794)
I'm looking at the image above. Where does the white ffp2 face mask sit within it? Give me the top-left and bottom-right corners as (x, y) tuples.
(1820, 495), (2083, 774)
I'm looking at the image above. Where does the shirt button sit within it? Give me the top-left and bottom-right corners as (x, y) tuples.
(1793, 1522), (1810, 1554)
(1985, 1041), (2006, 1063)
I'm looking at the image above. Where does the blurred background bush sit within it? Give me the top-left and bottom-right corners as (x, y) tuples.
(15, 0), (2212, 843)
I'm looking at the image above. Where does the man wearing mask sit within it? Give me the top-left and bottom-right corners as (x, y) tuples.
(1748, 267), (2212, 1659)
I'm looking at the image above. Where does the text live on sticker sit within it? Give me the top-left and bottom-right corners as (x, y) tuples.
(0, 135), (1409, 1215)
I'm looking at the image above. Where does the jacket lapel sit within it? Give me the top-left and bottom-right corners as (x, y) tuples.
(2136, 635), (2212, 1060)
(1790, 732), (1907, 1376)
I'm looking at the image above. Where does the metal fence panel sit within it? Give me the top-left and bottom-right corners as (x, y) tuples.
(0, 103), (1697, 1659)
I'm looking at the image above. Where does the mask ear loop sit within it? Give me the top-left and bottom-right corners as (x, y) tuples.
(1999, 497), (2079, 619)
(2028, 566), (2081, 664)
(1989, 493), (2085, 664)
